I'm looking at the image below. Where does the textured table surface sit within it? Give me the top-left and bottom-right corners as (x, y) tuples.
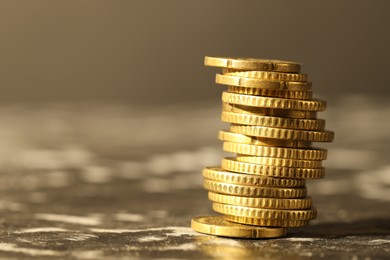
(0, 97), (389, 259)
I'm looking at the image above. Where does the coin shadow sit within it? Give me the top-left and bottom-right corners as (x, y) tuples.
(287, 218), (390, 238)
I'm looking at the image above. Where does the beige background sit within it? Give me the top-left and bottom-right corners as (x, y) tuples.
(0, 0), (389, 105)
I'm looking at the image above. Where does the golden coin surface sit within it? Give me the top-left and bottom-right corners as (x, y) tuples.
(223, 142), (327, 160)
(191, 215), (287, 238)
(225, 215), (310, 228)
(216, 74), (312, 91)
(204, 179), (307, 198)
(230, 125), (334, 142)
(218, 131), (312, 148)
(225, 70), (308, 82)
(221, 157), (326, 179)
(222, 92), (326, 111)
(204, 56), (301, 73)
(228, 86), (313, 100)
(203, 167), (306, 187)
(222, 111), (325, 130)
(223, 103), (317, 119)
(216, 74), (282, 90)
(208, 192), (312, 209)
(235, 156), (322, 168)
(212, 203), (317, 220)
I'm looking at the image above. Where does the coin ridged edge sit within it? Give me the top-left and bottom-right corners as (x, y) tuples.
(221, 158), (326, 179)
(222, 142), (327, 160)
(221, 111), (325, 130)
(235, 155), (322, 168)
(223, 102), (317, 119)
(204, 56), (301, 73)
(225, 215), (310, 227)
(213, 203), (317, 220)
(208, 192), (312, 209)
(222, 92), (326, 111)
(204, 179), (307, 198)
(227, 86), (313, 100)
(225, 70), (308, 82)
(203, 167), (306, 187)
(191, 215), (287, 238)
(218, 131), (312, 148)
(230, 124), (334, 142)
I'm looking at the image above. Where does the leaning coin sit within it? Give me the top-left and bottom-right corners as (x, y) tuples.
(222, 92), (326, 111)
(222, 103), (317, 119)
(227, 86), (313, 100)
(203, 167), (306, 187)
(230, 124), (334, 142)
(204, 56), (301, 73)
(212, 203), (317, 220)
(235, 155), (322, 168)
(218, 131), (312, 148)
(221, 111), (325, 130)
(222, 142), (327, 160)
(191, 215), (287, 238)
(203, 179), (307, 198)
(224, 70), (308, 82)
(221, 157), (326, 179)
(208, 192), (312, 209)
(225, 215), (310, 228)
(216, 74), (311, 91)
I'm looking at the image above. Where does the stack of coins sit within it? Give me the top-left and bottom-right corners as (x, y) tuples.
(191, 56), (334, 238)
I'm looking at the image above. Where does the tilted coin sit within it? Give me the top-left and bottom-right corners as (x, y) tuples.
(216, 74), (311, 91)
(221, 157), (326, 179)
(223, 102), (317, 119)
(204, 56), (301, 73)
(208, 192), (312, 209)
(203, 167), (306, 187)
(221, 111), (325, 130)
(203, 179), (307, 198)
(228, 86), (313, 100)
(235, 155), (322, 168)
(218, 131), (312, 148)
(222, 142), (327, 160)
(225, 215), (310, 228)
(222, 92), (326, 111)
(230, 124), (334, 142)
(212, 203), (317, 220)
(191, 215), (287, 238)
(224, 70), (308, 82)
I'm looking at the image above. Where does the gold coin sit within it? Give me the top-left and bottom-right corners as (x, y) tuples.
(204, 56), (301, 73)
(216, 74), (281, 90)
(218, 131), (312, 148)
(202, 167), (306, 187)
(225, 70), (308, 82)
(222, 111), (325, 130)
(223, 142), (327, 160)
(222, 92), (326, 111)
(221, 157), (326, 179)
(191, 215), (287, 238)
(216, 74), (311, 91)
(228, 86), (313, 100)
(203, 179), (307, 198)
(230, 125), (334, 142)
(208, 192), (312, 209)
(223, 103), (317, 119)
(235, 155), (322, 168)
(212, 203), (317, 220)
(225, 215), (310, 228)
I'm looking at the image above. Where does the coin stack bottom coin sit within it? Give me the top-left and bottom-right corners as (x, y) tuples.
(191, 56), (334, 238)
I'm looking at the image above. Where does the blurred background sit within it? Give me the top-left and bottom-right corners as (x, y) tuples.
(0, 1), (389, 258)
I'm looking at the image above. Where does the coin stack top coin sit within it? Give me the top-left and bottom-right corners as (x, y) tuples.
(191, 56), (334, 238)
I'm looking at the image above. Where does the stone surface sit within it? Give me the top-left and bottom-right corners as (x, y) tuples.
(0, 99), (389, 259)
